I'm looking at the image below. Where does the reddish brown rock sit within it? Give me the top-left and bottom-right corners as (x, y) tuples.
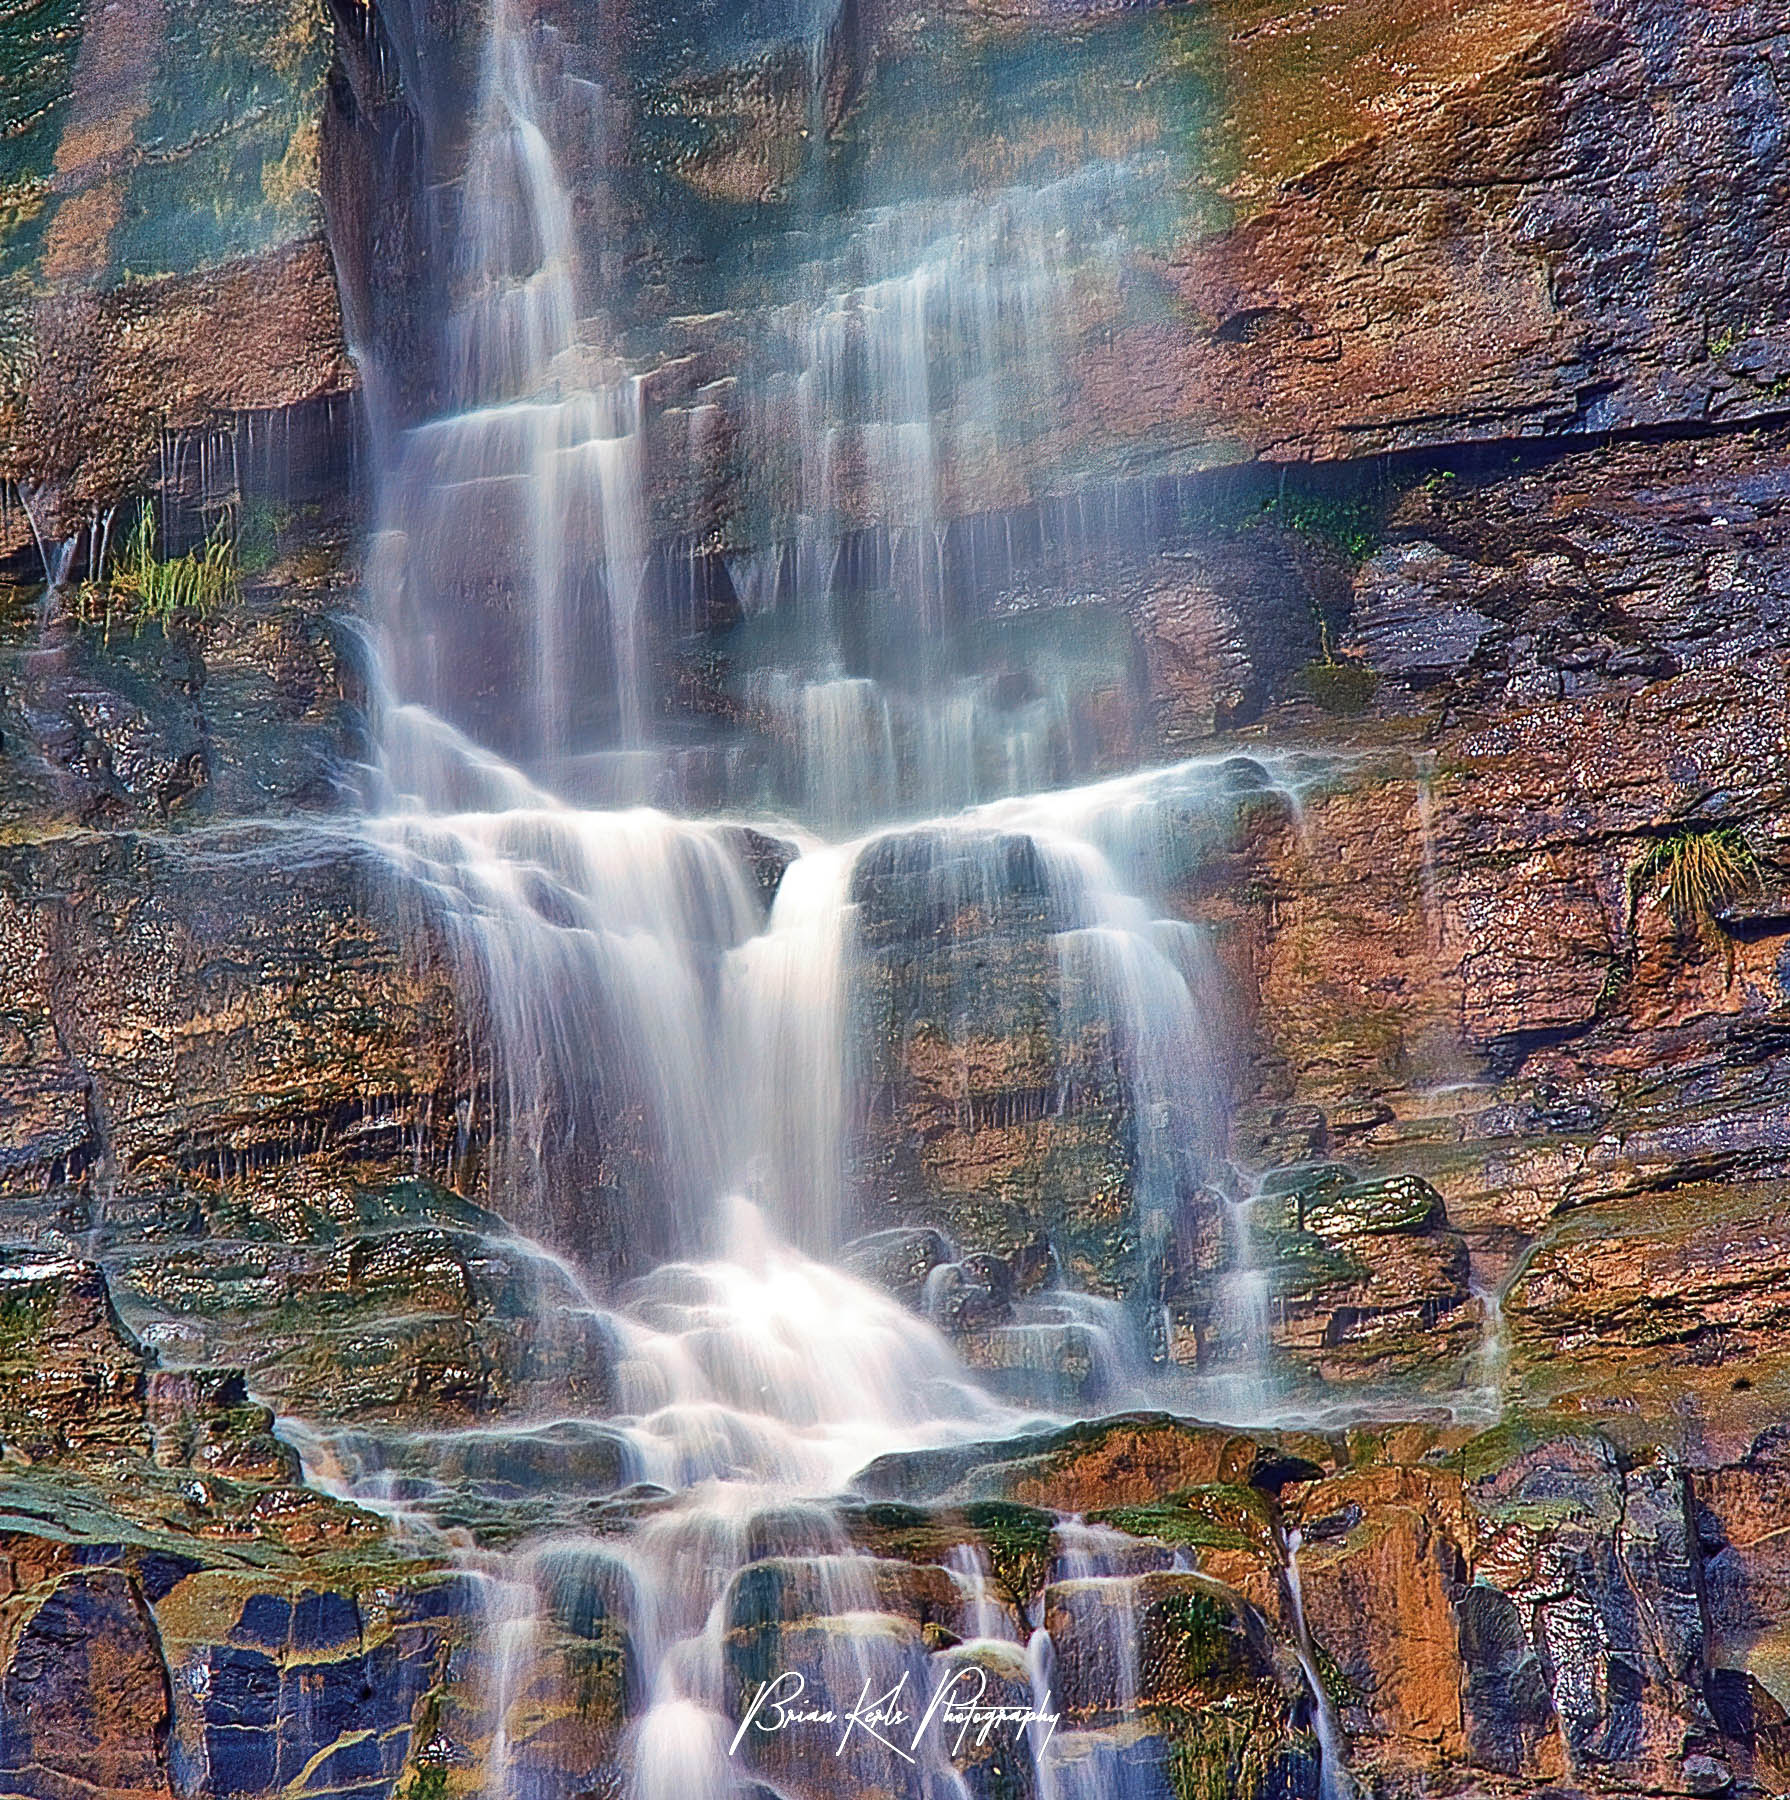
(0, 1260), (148, 1461)
(1286, 1466), (1473, 1774)
(0, 831), (470, 1198)
(1132, 1), (1790, 464)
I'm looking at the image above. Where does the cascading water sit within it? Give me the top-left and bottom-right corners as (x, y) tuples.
(946, 1542), (1014, 1644)
(734, 162), (1142, 831)
(1282, 1528), (1358, 1800)
(371, 0), (651, 783)
(298, 0), (1359, 1793)
(1022, 1520), (1184, 1800)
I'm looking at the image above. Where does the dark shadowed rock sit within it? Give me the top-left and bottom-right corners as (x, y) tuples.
(0, 1568), (175, 1799)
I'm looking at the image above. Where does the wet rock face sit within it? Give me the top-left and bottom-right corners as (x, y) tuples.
(0, 1256), (493, 1800)
(99, 1178), (623, 1430)
(315, 0), (1790, 552)
(842, 1415), (1790, 1799)
(176, 1583), (465, 1800)
(1211, 1426), (1790, 1800)
(1350, 430), (1790, 712)
(0, 591), (364, 830)
(0, 0), (350, 536)
(0, 1260), (148, 1460)
(11, 4), (1790, 1798)
(1171, 433), (1790, 1245)
(0, 1542), (476, 1800)
(6, 252), (352, 539)
(1154, 0), (1790, 463)
(1464, 1441), (1713, 1789)
(1129, 529), (1338, 750)
(11, 0), (1790, 538)
(1165, 1169), (1481, 1392)
(0, 828), (468, 1201)
(0, 1565), (176, 1800)
(846, 828), (1137, 1294)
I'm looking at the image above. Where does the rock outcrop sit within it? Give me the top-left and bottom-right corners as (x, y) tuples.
(0, 0), (352, 544)
(1157, 0), (1790, 460)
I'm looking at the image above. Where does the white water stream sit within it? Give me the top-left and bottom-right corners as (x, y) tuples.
(293, 1), (1363, 1794)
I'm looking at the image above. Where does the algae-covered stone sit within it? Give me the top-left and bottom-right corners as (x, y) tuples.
(1094, 1484), (1280, 1563)
(1301, 1175), (1444, 1241)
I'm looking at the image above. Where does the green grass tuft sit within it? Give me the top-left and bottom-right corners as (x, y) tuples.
(402, 1766), (451, 1800)
(235, 498), (293, 576)
(1631, 826), (1760, 930)
(103, 503), (238, 626)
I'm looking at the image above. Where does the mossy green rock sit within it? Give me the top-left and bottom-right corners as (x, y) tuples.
(1301, 1175), (1445, 1242)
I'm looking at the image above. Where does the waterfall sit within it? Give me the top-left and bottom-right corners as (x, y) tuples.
(1283, 1529), (1357, 1800)
(371, 0), (649, 780)
(726, 843), (858, 1248)
(297, 0), (1361, 1793)
(946, 1542), (1013, 1644)
(368, 777), (765, 1252)
(734, 158), (1146, 831)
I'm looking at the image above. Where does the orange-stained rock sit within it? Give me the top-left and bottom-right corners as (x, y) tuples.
(1142, 2), (1790, 464)
(1291, 1496), (1470, 1769)
(1003, 1418), (1279, 1514)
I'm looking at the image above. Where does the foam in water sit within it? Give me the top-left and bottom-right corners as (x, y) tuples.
(295, 1198), (1022, 1799)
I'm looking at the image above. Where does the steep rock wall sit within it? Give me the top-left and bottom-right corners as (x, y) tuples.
(0, 0), (353, 543)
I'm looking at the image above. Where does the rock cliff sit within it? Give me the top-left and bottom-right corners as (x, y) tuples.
(5, 3), (1790, 1798)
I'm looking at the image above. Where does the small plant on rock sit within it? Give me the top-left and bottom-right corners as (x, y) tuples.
(1259, 492), (1380, 564)
(1296, 657), (1377, 716)
(107, 503), (238, 626)
(1631, 826), (1759, 931)
(402, 1762), (452, 1800)
(235, 498), (294, 576)
(1295, 617), (1378, 716)
(1631, 826), (1762, 987)
(1160, 1686), (1296, 1800)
